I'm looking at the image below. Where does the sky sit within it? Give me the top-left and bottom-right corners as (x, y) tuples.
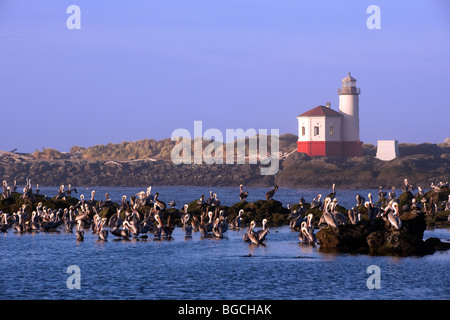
(0, 0), (449, 153)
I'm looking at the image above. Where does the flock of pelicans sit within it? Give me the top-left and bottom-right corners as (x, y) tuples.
(1, 179), (449, 247)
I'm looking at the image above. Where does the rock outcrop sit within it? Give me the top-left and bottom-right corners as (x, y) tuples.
(316, 211), (450, 256)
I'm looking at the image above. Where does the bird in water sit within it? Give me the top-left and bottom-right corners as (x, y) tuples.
(181, 213), (193, 238)
(76, 220), (85, 241)
(299, 214), (315, 243)
(245, 219), (269, 245)
(230, 209), (244, 230)
(98, 218), (109, 241)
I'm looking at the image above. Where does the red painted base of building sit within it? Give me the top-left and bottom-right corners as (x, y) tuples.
(297, 141), (363, 157)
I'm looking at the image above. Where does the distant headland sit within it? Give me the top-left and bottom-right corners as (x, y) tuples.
(0, 134), (448, 189)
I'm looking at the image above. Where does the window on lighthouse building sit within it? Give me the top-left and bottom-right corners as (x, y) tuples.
(329, 124), (334, 136)
(302, 126), (306, 136)
(314, 126), (319, 136)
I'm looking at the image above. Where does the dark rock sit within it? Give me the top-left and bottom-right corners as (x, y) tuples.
(317, 211), (443, 256)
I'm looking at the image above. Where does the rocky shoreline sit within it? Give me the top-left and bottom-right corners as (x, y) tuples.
(1, 184), (449, 256)
(0, 149), (448, 189)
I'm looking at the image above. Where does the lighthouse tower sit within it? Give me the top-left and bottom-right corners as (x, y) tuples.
(338, 72), (363, 156)
(296, 72), (363, 157)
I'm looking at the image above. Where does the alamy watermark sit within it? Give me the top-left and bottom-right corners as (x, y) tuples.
(171, 121), (280, 175)
(366, 265), (381, 289)
(66, 265), (81, 290)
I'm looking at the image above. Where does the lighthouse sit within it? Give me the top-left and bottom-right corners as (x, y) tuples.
(296, 73), (363, 157)
(338, 72), (363, 156)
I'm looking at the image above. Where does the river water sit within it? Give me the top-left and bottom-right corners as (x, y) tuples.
(1, 186), (449, 300)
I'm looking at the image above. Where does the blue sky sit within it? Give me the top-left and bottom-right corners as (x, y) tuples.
(0, 0), (449, 152)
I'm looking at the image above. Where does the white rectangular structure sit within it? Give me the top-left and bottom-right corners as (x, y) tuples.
(376, 140), (399, 161)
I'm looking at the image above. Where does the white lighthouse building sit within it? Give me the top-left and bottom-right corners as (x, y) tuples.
(297, 73), (363, 157)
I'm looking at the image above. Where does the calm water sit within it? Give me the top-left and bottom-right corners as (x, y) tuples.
(1, 186), (449, 300)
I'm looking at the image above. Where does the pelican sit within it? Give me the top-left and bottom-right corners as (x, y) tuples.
(154, 193), (166, 211)
(98, 218), (108, 241)
(212, 218), (225, 239)
(30, 211), (40, 231)
(0, 212), (9, 232)
(330, 198), (347, 225)
(299, 221), (315, 243)
(348, 207), (360, 225)
(108, 209), (123, 228)
(289, 211), (304, 229)
(182, 214), (193, 238)
(321, 197), (338, 228)
(356, 194), (365, 207)
(246, 219), (269, 245)
(76, 220), (85, 241)
(239, 184), (249, 201)
(310, 194), (322, 209)
(388, 187), (396, 201)
(199, 211), (214, 237)
(265, 186), (279, 200)
(230, 209), (244, 230)
(299, 214), (315, 243)
(384, 201), (402, 230)
(327, 183), (336, 200)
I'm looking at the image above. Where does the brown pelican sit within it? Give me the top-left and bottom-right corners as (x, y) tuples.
(153, 212), (172, 240)
(265, 186), (279, 200)
(28, 211), (40, 231)
(320, 197), (338, 228)
(327, 183), (336, 200)
(348, 207), (360, 225)
(310, 194), (322, 209)
(384, 201), (402, 230)
(230, 209), (244, 230)
(64, 208), (74, 232)
(356, 194), (365, 207)
(299, 214), (315, 243)
(246, 219), (269, 245)
(154, 193), (166, 211)
(199, 211), (214, 237)
(181, 213), (193, 238)
(239, 184), (249, 201)
(98, 218), (108, 241)
(299, 221), (315, 243)
(330, 198), (347, 225)
(13, 212), (25, 233)
(76, 220), (85, 241)
(108, 209), (123, 228)
(388, 187), (396, 201)
(212, 218), (225, 239)
(0, 212), (9, 232)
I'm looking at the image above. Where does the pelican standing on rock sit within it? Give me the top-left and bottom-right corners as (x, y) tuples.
(330, 198), (347, 225)
(320, 197), (338, 228)
(310, 194), (322, 209)
(383, 201), (402, 230)
(265, 186), (279, 200)
(239, 184), (249, 201)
